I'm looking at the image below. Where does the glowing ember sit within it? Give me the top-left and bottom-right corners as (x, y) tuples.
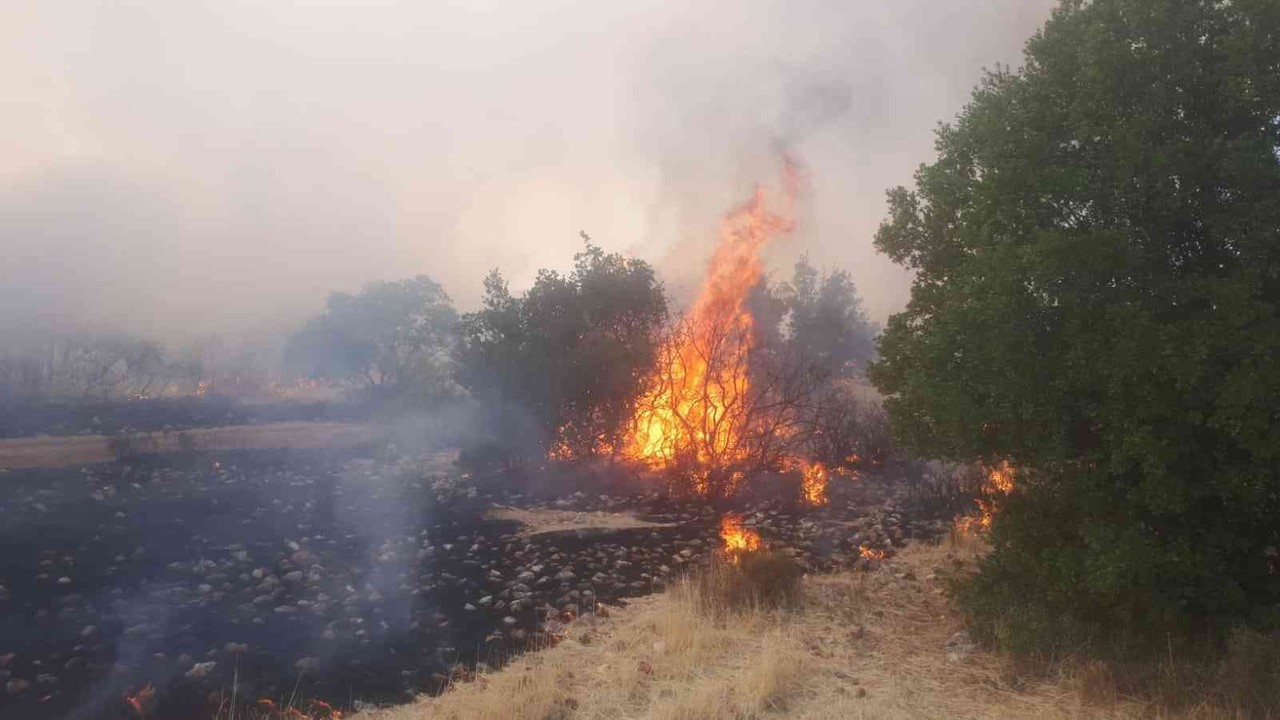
(720, 513), (762, 556)
(955, 460), (1016, 534)
(123, 684), (155, 718)
(622, 158), (799, 490)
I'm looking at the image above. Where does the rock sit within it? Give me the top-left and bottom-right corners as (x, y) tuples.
(946, 630), (976, 663)
(6, 679), (29, 695)
(185, 661), (217, 679)
(502, 616), (518, 627)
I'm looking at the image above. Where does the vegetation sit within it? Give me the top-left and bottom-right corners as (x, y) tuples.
(0, 334), (201, 401)
(373, 539), (1273, 720)
(285, 275), (459, 405)
(458, 241), (667, 459)
(871, 0), (1280, 658)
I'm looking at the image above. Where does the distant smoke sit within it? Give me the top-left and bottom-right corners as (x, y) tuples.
(1, 0), (1059, 348)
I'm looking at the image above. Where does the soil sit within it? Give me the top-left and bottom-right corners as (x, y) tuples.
(0, 448), (945, 720)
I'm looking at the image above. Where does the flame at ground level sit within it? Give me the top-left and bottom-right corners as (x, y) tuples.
(798, 460), (829, 506)
(720, 513), (762, 557)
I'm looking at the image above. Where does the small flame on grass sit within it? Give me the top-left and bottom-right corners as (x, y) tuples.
(858, 544), (886, 562)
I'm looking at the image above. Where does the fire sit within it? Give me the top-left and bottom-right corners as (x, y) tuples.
(799, 460), (829, 506)
(123, 684), (155, 718)
(251, 698), (344, 720)
(720, 513), (762, 557)
(622, 158), (799, 490)
(858, 544), (886, 562)
(955, 461), (1016, 534)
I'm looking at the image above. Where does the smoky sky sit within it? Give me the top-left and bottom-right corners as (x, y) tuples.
(2, 0), (1058, 346)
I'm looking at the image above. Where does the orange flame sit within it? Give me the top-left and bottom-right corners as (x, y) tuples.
(622, 158), (799, 489)
(720, 513), (762, 557)
(123, 684), (156, 718)
(799, 460), (829, 506)
(858, 544), (886, 562)
(955, 461), (1016, 534)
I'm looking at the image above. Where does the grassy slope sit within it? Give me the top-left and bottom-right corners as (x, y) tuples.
(366, 538), (1168, 720)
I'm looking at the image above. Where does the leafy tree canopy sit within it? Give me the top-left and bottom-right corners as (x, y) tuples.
(459, 241), (667, 457)
(285, 275), (458, 404)
(871, 0), (1280, 648)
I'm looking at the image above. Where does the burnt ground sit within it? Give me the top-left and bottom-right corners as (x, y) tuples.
(0, 448), (948, 720)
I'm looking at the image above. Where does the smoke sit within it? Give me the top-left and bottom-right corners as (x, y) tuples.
(1, 0), (1059, 347)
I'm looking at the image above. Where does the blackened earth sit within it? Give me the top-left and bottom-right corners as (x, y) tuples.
(0, 449), (943, 719)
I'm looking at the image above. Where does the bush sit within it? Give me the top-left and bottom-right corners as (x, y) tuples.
(874, 0), (1280, 656)
(686, 551), (803, 615)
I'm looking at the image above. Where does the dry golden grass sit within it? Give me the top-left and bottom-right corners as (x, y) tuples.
(0, 421), (375, 470)
(485, 505), (676, 537)
(369, 532), (1249, 720)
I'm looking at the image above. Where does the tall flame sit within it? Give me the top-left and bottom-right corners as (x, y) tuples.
(623, 158), (799, 482)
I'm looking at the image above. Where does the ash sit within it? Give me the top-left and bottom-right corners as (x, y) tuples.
(0, 449), (944, 719)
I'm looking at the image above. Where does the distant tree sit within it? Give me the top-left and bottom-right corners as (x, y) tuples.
(781, 257), (878, 379)
(871, 0), (1280, 653)
(285, 276), (458, 404)
(459, 241), (667, 458)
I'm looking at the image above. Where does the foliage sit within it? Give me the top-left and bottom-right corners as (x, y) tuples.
(458, 241), (667, 458)
(779, 256), (878, 379)
(285, 275), (458, 405)
(872, 0), (1280, 651)
(0, 334), (181, 401)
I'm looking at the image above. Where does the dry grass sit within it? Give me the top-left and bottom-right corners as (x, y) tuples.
(485, 506), (676, 537)
(0, 421), (374, 470)
(367, 533), (1227, 720)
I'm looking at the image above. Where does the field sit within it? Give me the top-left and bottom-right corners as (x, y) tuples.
(0, 439), (924, 719)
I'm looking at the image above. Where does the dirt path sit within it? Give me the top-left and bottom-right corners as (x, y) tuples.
(0, 421), (376, 470)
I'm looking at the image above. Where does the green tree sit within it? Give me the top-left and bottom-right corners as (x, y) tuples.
(781, 256), (878, 379)
(871, 0), (1280, 651)
(285, 276), (458, 404)
(459, 241), (667, 457)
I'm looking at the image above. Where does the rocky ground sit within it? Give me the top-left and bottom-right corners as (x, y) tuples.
(0, 448), (945, 720)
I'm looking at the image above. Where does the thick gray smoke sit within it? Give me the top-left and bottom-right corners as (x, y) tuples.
(1, 0), (1058, 347)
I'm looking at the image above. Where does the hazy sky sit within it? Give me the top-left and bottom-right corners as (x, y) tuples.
(2, 0), (1058, 345)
